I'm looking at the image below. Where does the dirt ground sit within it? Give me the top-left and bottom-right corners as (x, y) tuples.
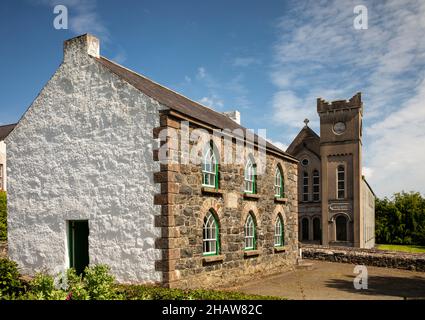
(230, 260), (425, 300)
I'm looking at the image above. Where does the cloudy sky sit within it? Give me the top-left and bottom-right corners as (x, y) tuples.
(0, 0), (424, 198)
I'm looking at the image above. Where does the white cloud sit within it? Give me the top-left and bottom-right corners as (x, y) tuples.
(268, 140), (289, 152)
(233, 57), (261, 67)
(199, 96), (224, 109)
(197, 67), (206, 79)
(271, 0), (425, 197)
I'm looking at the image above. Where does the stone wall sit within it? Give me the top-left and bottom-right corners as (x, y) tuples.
(154, 113), (300, 288)
(301, 244), (425, 272)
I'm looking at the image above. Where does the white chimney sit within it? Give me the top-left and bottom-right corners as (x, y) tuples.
(222, 110), (241, 125)
(63, 33), (100, 63)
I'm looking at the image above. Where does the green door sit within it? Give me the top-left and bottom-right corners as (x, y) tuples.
(68, 220), (89, 275)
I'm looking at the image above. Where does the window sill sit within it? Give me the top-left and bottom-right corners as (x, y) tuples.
(274, 246), (287, 253)
(201, 187), (223, 196)
(274, 197), (288, 204)
(202, 254), (224, 264)
(243, 193), (260, 200)
(244, 249), (260, 257)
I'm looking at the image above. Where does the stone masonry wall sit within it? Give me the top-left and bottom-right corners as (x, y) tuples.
(154, 113), (299, 288)
(301, 244), (425, 272)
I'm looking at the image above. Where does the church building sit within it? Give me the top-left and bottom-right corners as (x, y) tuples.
(287, 93), (375, 248)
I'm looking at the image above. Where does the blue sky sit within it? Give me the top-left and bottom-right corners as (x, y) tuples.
(1, 0), (425, 197)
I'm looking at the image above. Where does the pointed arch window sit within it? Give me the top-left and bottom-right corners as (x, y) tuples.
(244, 213), (256, 250)
(202, 142), (219, 189)
(244, 156), (256, 194)
(203, 210), (220, 255)
(337, 165), (345, 199)
(274, 214), (284, 247)
(313, 170), (320, 201)
(274, 167), (284, 198)
(302, 171), (309, 202)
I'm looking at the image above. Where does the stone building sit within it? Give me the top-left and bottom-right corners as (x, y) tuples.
(287, 93), (375, 248)
(6, 34), (299, 288)
(0, 124), (16, 191)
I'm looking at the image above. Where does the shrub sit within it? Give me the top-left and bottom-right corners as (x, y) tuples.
(117, 284), (281, 300)
(0, 258), (24, 299)
(0, 191), (7, 241)
(82, 265), (118, 300)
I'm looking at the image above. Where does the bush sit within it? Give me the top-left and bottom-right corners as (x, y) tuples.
(0, 258), (24, 299)
(117, 284), (281, 300)
(0, 191), (7, 241)
(83, 265), (118, 300)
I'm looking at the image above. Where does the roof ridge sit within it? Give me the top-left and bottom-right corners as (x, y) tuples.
(0, 123), (17, 128)
(98, 56), (222, 116)
(94, 56), (297, 161)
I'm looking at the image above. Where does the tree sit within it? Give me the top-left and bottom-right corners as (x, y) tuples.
(375, 191), (425, 245)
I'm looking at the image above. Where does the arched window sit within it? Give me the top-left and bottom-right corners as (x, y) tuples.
(244, 212), (256, 250)
(303, 172), (309, 202)
(202, 142), (218, 189)
(337, 165), (345, 199)
(244, 156), (256, 194)
(313, 170), (320, 201)
(313, 217), (321, 241)
(301, 217), (309, 241)
(336, 215), (347, 241)
(203, 210), (219, 255)
(274, 214), (284, 246)
(274, 167), (284, 198)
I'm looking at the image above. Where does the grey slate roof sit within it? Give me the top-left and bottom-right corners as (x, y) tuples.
(0, 123), (17, 141)
(95, 56), (297, 162)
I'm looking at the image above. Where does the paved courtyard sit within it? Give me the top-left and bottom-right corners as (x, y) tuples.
(231, 260), (425, 300)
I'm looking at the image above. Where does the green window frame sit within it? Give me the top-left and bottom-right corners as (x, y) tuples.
(202, 142), (219, 189)
(274, 167), (284, 198)
(203, 210), (220, 256)
(244, 158), (256, 194)
(244, 213), (256, 250)
(274, 215), (284, 247)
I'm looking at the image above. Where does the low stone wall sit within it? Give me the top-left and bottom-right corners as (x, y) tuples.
(301, 244), (425, 272)
(0, 241), (7, 258)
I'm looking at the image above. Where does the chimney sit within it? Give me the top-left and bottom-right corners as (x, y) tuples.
(222, 110), (241, 125)
(63, 34), (100, 63)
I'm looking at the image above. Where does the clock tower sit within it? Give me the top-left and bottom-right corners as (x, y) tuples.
(317, 92), (364, 247)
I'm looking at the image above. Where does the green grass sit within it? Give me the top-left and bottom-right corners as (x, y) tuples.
(376, 244), (425, 253)
(116, 284), (283, 300)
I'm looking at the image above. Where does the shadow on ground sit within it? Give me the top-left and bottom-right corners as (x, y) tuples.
(325, 275), (425, 299)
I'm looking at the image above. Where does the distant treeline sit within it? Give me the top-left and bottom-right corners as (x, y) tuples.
(376, 191), (425, 246)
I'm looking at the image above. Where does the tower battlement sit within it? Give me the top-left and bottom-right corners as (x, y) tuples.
(317, 92), (362, 113)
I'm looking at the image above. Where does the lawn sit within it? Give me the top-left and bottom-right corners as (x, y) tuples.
(376, 244), (425, 253)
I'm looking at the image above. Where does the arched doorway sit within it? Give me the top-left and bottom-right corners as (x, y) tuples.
(336, 215), (347, 241)
(313, 217), (321, 241)
(301, 218), (309, 241)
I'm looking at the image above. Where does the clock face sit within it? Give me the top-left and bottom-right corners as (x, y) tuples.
(333, 122), (346, 135)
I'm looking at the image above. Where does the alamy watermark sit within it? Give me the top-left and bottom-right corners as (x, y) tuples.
(157, 121), (268, 175)
(353, 265), (368, 289)
(353, 5), (368, 30)
(53, 5), (68, 30)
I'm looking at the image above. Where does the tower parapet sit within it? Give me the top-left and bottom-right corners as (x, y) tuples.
(317, 92), (362, 114)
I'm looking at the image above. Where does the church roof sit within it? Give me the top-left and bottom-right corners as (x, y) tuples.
(95, 56), (297, 162)
(286, 125), (320, 158)
(0, 123), (17, 141)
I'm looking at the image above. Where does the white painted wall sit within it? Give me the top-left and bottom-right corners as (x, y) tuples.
(6, 35), (165, 283)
